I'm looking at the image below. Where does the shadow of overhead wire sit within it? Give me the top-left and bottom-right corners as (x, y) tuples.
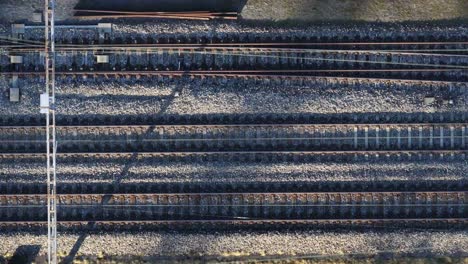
(61, 88), (181, 263)
(60, 231), (89, 264)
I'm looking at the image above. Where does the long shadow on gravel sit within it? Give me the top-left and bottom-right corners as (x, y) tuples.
(61, 231), (88, 264)
(108, 87), (181, 184)
(61, 88), (180, 263)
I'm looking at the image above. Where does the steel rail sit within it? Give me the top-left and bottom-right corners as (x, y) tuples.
(1, 122), (466, 129)
(1, 71), (464, 84)
(3, 137), (466, 144)
(0, 218), (465, 226)
(1, 69), (465, 76)
(3, 41), (468, 47)
(0, 190), (463, 197)
(4, 46), (468, 57)
(0, 150), (466, 158)
(3, 191), (462, 220)
(1, 122), (466, 145)
(2, 191), (464, 208)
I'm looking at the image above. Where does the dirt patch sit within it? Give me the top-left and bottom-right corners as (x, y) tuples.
(241, 0), (468, 22)
(1, 0), (466, 23)
(0, 0), (246, 23)
(0, 0), (80, 23)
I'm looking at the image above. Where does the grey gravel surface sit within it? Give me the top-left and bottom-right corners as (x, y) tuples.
(0, 230), (466, 258)
(111, 22), (468, 40)
(1, 78), (466, 118)
(56, 79), (466, 117)
(1, 159), (466, 184)
(0, 77), (41, 117)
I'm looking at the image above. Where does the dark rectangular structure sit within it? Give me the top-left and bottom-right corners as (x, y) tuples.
(76, 0), (247, 12)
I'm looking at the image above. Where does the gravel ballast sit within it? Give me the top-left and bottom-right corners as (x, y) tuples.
(0, 230), (466, 259)
(1, 159), (466, 184)
(1, 78), (466, 119)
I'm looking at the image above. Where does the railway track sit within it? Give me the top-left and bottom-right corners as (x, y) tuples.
(4, 41), (467, 49)
(0, 150), (467, 162)
(6, 49), (468, 67)
(0, 191), (465, 228)
(0, 123), (466, 153)
(1, 70), (466, 82)
(5, 46), (468, 57)
(2, 36), (467, 50)
(0, 219), (465, 230)
(1, 33), (467, 232)
(2, 40), (466, 81)
(2, 111), (468, 127)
